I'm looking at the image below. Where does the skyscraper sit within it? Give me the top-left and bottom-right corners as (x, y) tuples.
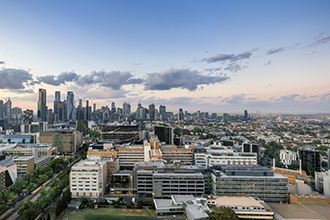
(4, 98), (12, 120)
(38, 89), (47, 121)
(67, 91), (74, 121)
(54, 91), (60, 114)
(149, 103), (155, 121)
(123, 102), (131, 116)
(85, 100), (89, 120)
(93, 103), (96, 112)
(178, 108), (184, 121)
(136, 103), (142, 119)
(0, 100), (3, 119)
(244, 110), (248, 121)
(159, 105), (166, 121)
(111, 102), (116, 112)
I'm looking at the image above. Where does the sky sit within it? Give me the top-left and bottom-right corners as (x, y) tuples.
(0, 0), (330, 114)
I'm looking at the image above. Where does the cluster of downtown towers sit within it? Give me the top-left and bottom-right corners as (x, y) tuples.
(38, 88), (94, 122)
(36, 88), (164, 123)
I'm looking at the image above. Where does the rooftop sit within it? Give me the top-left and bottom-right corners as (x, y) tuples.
(209, 196), (264, 208)
(269, 203), (327, 220)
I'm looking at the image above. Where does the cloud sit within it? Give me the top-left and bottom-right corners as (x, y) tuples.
(224, 63), (242, 72)
(309, 36), (330, 47)
(222, 94), (246, 104)
(0, 61), (4, 65)
(265, 60), (272, 66)
(37, 71), (79, 86)
(275, 94), (300, 103)
(0, 68), (33, 90)
(203, 52), (252, 63)
(267, 47), (285, 55)
(76, 71), (143, 90)
(144, 68), (229, 91)
(204, 67), (222, 73)
(10, 89), (34, 94)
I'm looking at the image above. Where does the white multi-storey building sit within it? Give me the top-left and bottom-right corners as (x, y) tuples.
(70, 158), (107, 198)
(280, 150), (297, 165)
(208, 152), (257, 166)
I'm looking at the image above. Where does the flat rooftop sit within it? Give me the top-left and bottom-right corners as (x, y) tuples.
(269, 203), (327, 220)
(210, 196), (264, 208)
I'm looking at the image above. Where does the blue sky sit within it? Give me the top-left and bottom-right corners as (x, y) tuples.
(1, 0), (330, 113)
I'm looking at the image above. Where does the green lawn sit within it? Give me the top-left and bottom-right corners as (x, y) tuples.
(66, 208), (155, 220)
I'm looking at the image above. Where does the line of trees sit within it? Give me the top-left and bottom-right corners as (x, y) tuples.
(16, 158), (71, 220)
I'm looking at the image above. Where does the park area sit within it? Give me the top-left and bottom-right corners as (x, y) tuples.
(63, 208), (157, 220)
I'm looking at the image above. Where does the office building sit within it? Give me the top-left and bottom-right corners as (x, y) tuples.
(117, 145), (145, 170)
(154, 125), (173, 145)
(4, 98), (12, 119)
(70, 158), (107, 198)
(40, 130), (83, 154)
(212, 166), (288, 203)
(85, 100), (89, 120)
(122, 102), (131, 116)
(178, 108), (184, 121)
(244, 110), (248, 121)
(67, 91), (74, 121)
(242, 142), (260, 161)
(148, 103), (155, 121)
(110, 171), (134, 195)
(0, 156), (17, 190)
(298, 148), (321, 173)
(208, 152), (257, 167)
(315, 171), (330, 198)
(160, 145), (194, 165)
(153, 166), (205, 198)
(101, 125), (140, 143)
(0, 100), (3, 119)
(13, 156), (34, 178)
(54, 91), (60, 115)
(159, 105), (166, 120)
(37, 88), (47, 121)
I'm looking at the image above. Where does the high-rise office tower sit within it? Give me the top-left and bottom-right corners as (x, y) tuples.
(244, 110), (248, 121)
(148, 103), (155, 121)
(38, 89), (47, 121)
(93, 103), (96, 112)
(3, 98), (12, 119)
(111, 102), (116, 112)
(159, 105), (166, 121)
(197, 110), (201, 121)
(85, 100), (89, 120)
(67, 91), (74, 121)
(178, 108), (184, 121)
(54, 91), (60, 114)
(123, 102), (131, 116)
(298, 148), (321, 173)
(0, 100), (3, 119)
(136, 103), (142, 118)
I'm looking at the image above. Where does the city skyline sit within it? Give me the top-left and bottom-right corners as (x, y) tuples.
(1, 1), (330, 113)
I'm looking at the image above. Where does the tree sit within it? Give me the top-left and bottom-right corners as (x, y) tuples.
(12, 179), (25, 196)
(209, 207), (239, 220)
(18, 200), (37, 220)
(37, 187), (51, 211)
(26, 183), (35, 195)
(45, 213), (51, 220)
(55, 199), (63, 216)
(0, 189), (15, 206)
(126, 202), (132, 209)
